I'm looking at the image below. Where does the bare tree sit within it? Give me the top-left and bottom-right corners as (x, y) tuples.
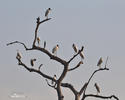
(7, 10), (119, 100)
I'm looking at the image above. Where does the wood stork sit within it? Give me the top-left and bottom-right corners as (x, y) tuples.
(16, 50), (21, 60)
(52, 44), (59, 55)
(52, 75), (56, 85)
(30, 59), (36, 66)
(94, 83), (100, 95)
(97, 57), (103, 68)
(37, 37), (40, 46)
(45, 8), (51, 19)
(80, 51), (84, 60)
(44, 41), (46, 49)
(72, 44), (78, 53)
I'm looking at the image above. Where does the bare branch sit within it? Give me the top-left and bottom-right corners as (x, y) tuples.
(7, 40), (67, 66)
(61, 83), (78, 95)
(16, 57), (54, 82)
(79, 82), (88, 95)
(7, 41), (32, 50)
(38, 64), (43, 71)
(68, 46), (84, 64)
(68, 61), (83, 71)
(33, 46), (67, 66)
(33, 18), (51, 47)
(84, 94), (119, 100)
(82, 68), (109, 97)
(45, 79), (56, 89)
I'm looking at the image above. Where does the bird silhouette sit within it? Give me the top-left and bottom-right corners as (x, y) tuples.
(80, 51), (84, 60)
(16, 50), (21, 60)
(37, 37), (40, 46)
(52, 45), (59, 55)
(30, 59), (36, 66)
(94, 83), (100, 95)
(97, 57), (103, 68)
(52, 75), (56, 85)
(44, 41), (46, 49)
(45, 8), (51, 19)
(72, 44), (78, 53)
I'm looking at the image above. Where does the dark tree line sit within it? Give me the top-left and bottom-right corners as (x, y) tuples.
(7, 9), (119, 100)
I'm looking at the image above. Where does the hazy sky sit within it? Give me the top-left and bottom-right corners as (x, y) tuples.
(0, 0), (125, 100)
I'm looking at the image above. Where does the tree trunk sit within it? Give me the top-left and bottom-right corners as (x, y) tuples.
(75, 94), (80, 100)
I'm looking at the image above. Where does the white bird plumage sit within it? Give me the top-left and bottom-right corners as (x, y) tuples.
(16, 50), (21, 60)
(72, 44), (78, 53)
(52, 44), (59, 55)
(52, 75), (56, 85)
(45, 8), (51, 19)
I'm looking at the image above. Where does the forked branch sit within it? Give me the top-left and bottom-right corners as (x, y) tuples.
(68, 46), (84, 64)
(16, 57), (55, 82)
(33, 18), (51, 46)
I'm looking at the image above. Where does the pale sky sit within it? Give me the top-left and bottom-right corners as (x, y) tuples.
(0, 0), (125, 100)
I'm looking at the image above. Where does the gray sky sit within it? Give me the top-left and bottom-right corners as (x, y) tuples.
(0, 0), (125, 100)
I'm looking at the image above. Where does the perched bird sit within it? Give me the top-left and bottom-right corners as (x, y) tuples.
(94, 83), (100, 95)
(30, 59), (36, 66)
(80, 51), (84, 60)
(52, 75), (57, 85)
(37, 37), (40, 46)
(72, 44), (78, 53)
(36, 17), (40, 23)
(45, 8), (51, 19)
(97, 57), (103, 68)
(16, 50), (21, 60)
(44, 41), (46, 49)
(52, 44), (59, 55)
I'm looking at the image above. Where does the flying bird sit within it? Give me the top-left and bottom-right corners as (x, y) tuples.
(45, 8), (51, 19)
(80, 51), (84, 60)
(30, 59), (36, 66)
(44, 41), (46, 49)
(52, 75), (57, 85)
(72, 44), (78, 53)
(37, 37), (40, 46)
(16, 50), (21, 60)
(94, 83), (100, 95)
(97, 57), (103, 68)
(52, 44), (59, 55)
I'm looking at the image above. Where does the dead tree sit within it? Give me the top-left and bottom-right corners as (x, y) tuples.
(7, 10), (119, 100)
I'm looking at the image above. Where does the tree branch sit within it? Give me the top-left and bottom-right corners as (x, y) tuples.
(16, 57), (55, 82)
(33, 46), (67, 66)
(68, 61), (83, 71)
(7, 41), (67, 66)
(82, 68), (109, 97)
(7, 41), (32, 50)
(33, 18), (51, 47)
(68, 46), (84, 64)
(45, 79), (57, 89)
(84, 94), (119, 100)
(61, 83), (78, 95)
(79, 82), (88, 95)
